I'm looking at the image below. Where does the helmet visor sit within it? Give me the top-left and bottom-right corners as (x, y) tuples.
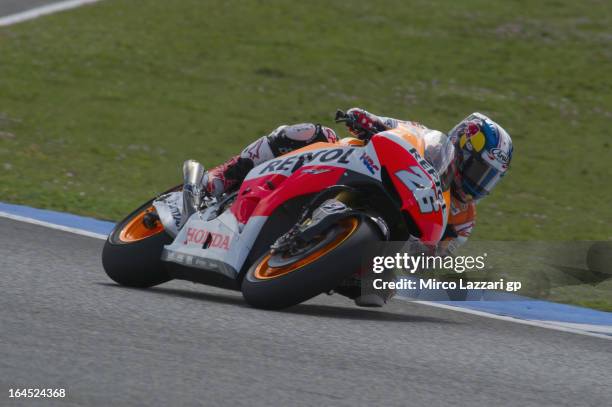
(461, 155), (503, 200)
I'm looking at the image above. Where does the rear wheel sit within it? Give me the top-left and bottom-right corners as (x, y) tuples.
(241, 217), (381, 309)
(102, 200), (172, 288)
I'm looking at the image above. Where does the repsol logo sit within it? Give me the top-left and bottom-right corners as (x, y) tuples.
(184, 227), (230, 250)
(259, 148), (356, 174)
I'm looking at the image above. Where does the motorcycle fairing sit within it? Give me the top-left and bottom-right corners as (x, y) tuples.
(161, 206), (268, 278)
(161, 130), (447, 279)
(371, 129), (449, 243)
(233, 141), (383, 224)
(160, 142), (383, 278)
(153, 192), (184, 237)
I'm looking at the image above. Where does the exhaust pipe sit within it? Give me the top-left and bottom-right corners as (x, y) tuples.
(182, 159), (206, 221)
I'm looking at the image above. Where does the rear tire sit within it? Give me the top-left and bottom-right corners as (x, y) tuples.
(102, 200), (173, 288)
(241, 217), (381, 309)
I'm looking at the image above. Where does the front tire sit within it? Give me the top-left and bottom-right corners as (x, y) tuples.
(241, 217), (381, 309)
(102, 200), (173, 288)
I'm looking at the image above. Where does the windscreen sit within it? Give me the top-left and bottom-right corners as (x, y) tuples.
(423, 130), (455, 190)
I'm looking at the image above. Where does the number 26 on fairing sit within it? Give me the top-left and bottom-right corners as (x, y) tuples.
(395, 166), (443, 214)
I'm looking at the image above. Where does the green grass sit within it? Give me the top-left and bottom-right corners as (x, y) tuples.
(0, 1), (610, 308)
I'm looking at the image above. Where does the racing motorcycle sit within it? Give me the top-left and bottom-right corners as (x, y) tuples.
(102, 111), (452, 309)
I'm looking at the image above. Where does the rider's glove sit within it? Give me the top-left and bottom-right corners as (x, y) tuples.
(344, 108), (387, 139)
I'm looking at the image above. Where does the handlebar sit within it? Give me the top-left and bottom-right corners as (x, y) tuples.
(334, 109), (378, 141)
(334, 109), (350, 123)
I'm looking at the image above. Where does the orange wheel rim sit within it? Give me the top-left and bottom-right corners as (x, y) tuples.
(253, 217), (359, 280)
(119, 207), (164, 243)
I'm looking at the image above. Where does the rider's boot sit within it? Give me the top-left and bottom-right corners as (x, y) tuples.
(354, 288), (395, 308)
(335, 274), (395, 308)
(182, 159), (206, 222)
(354, 293), (391, 307)
(177, 156), (254, 230)
(202, 155), (254, 198)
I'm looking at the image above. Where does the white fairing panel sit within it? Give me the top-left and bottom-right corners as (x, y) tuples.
(161, 209), (268, 278)
(153, 192), (183, 237)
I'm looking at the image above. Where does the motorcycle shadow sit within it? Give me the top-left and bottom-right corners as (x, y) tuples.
(99, 282), (451, 323)
(284, 303), (451, 323)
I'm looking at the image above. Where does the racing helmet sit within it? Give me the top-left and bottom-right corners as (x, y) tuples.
(448, 112), (513, 201)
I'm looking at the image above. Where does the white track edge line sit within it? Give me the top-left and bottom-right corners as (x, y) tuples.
(0, 0), (101, 26)
(0, 211), (107, 240)
(2, 208), (611, 340)
(395, 297), (612, 341)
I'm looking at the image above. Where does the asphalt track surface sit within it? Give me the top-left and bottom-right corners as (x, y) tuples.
(2, 1), (611, 404)
(1, 217), (612, 406)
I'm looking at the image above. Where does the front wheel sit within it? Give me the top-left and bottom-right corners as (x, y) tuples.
(241, 217), (381, 309)
(102, 199), (173, 288)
